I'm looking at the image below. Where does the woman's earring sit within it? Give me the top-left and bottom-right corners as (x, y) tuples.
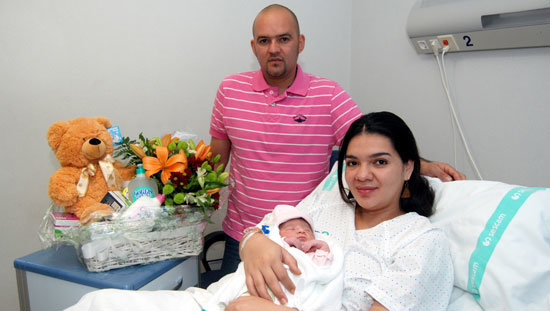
(345, 187), (355, 202)
(401, 181), (410, 199)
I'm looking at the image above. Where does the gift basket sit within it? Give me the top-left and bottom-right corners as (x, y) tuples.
(42, 117), (228, 272)
(40, 203), (207, 272)
(80, 209), (205, 272)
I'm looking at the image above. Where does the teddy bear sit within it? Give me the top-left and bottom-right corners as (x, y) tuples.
(47, 117), (135, 224)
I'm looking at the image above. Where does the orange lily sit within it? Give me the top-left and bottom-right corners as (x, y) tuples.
(130, 144), (146, 159)
(195, 140), (212, 161)
(160, 133), (178, 147)
(142, 146), (188, 184)
(206, 188), (220, 195)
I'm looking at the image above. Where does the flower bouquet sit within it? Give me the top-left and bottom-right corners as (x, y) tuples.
(60, 133), (229, 272)
(115, 133), (229, 222)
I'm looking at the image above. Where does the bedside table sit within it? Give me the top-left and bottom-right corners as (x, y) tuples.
(14, 245), (199, 311)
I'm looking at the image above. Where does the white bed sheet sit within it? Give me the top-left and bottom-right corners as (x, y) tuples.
(447, 287), (483, 311)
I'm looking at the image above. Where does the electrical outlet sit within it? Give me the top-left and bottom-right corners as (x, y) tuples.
(428, 39), (442, 52)
(437, 35), (460, 51)
(417, 40), (429, 50)
(429, 39), (441, 48)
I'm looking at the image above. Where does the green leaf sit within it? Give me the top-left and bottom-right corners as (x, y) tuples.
(168, 141), (178, 151)
(212, 154), (221, 164)
(188, 139), (196, 150)
(177, 140), (188, 150)
(218, 172), (229, 183)
(205, 172), (217, 182)
(163, 183), (175, 195)
(174, 193), (185, 204)
(205, 181), (226, 189)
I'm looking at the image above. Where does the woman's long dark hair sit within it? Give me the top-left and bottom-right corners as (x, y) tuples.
(337, 111), (435, 217)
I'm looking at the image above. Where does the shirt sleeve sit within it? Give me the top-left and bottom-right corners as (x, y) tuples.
(329, 83), (362, 146)
(365, 229), (454, 311)
(209, 81), (228, 140)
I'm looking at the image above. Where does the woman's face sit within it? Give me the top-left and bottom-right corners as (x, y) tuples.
(345, 133), (413, 218)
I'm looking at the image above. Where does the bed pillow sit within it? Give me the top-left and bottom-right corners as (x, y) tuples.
(428, 178), (550, 311)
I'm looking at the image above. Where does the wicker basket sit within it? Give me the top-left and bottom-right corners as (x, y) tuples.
(78, 207), (206, 272)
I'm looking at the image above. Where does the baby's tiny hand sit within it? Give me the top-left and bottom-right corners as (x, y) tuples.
(283, 237), (303, 250)
(301, 240), (330, 253)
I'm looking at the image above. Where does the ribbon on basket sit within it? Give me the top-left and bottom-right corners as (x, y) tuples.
(81, 234), (144, 263)
(79, 206), (208, 271)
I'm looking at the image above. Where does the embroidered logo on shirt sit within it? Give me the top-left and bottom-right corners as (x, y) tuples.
(293, 114), (307, 123)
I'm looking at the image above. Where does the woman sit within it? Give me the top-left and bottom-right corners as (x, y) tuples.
(230, 112), (454, 311)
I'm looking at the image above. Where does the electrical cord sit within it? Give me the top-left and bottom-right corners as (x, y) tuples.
(440, 46), (458, 168)
(431, 41), (483, 180)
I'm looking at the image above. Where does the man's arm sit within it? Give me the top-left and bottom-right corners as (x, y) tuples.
(210, 136), (231, 171)
(420, 158), (466, 181)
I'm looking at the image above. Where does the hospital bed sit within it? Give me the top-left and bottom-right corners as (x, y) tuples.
(200, 163), (549, 310)
(428, 177), (549, 310)
(70, 160), (550, 310)
(304, 163), (549, 310)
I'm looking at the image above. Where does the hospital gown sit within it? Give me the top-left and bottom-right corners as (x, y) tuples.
(295, 179), (454, 311)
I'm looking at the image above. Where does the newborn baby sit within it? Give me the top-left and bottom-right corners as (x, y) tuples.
(276, 205), (333, 266)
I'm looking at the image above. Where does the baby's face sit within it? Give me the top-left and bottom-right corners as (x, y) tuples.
(279, 218), (314, 242)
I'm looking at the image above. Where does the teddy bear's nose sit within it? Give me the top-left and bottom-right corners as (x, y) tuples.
(89, 138), (102, 145)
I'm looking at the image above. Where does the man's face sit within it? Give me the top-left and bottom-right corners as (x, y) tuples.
(251, 8), (305, 85)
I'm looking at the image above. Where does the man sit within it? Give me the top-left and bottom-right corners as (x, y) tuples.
(208, 4), (465, 282)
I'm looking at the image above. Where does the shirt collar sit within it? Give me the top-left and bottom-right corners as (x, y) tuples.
(252, 65), (309, 96)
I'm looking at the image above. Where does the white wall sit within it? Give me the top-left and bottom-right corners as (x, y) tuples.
(0, 0), (352, 309)
(349, 0), (550, 187)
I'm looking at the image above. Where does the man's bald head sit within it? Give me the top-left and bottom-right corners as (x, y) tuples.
(252, 4), (300, 37)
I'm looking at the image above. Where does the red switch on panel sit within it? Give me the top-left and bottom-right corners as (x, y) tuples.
(437, 35), (459, 51)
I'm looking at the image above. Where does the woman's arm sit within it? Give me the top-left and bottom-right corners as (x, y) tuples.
(240, 231), (301, 305)
(226, 296), (298, 311)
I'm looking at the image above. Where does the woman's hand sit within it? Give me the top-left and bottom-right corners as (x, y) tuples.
(369, 300), (389, 311)
(241, 232), (301, 305)
(226, 296), (297, 311)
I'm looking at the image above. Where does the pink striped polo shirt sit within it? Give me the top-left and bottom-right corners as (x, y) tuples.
(209, 65), (362, 241)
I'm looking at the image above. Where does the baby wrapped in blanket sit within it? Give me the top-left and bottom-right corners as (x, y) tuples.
(66, 205), (344, 311)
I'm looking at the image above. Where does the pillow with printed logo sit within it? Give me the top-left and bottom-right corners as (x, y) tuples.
(428, 178), (550, 311)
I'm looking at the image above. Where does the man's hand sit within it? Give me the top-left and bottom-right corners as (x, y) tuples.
(420, 160), (466, 181)
(241, 233), (301, 305)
